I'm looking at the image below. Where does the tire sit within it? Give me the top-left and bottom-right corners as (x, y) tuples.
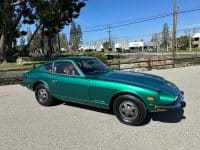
(113, 95), (147, 126)
(35, 84), (54, 106)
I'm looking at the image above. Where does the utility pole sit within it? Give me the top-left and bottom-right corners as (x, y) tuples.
(189, 31), (192, 51)
(172, 0), (178, 67)
(108, 25), (112, 51)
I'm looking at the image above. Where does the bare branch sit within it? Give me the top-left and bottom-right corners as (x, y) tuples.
(10, 0), (25, 6)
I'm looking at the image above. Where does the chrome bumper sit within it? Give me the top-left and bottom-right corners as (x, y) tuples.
(156, 94), (186, 110)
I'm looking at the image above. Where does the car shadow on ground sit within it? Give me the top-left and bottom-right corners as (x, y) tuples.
(64, 101), (113, 115)
(150, 109), (186, 123)
(63, 101), (186, 125)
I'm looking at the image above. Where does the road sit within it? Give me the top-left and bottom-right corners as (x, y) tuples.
(0, 66), (200, 150)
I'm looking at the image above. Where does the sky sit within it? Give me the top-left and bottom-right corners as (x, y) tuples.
(23, 0), (200, 44)
(63, 0), (200, 44)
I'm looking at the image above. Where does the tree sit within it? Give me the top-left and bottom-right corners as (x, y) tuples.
(32, 0), (85, 56)
(151, 33), (161, 52)
(20, 37), (26, 47)
(77, 24), (83, 45)
(22, 23), (42, 53)
(60, 33), (69, 50)
(0, 0), (37, 62)
(70, 22), (83, 51)
(30, 30), (58, 56)
(70, 22), (77, 50)
(177, 36), (189, 49)
(27, 28), (33, 45)
(161, 23), (170, 50)
(102, 41), (110, 50)
(0, 0), (85, 62)
(184, 28), (200, 51)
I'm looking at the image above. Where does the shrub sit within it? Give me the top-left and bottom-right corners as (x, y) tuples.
(83, 52), (107, 63)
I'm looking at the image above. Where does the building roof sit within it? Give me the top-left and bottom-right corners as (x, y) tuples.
(145, 42), (155, 47)
(193, 33), (200, 38)
(115, 43), (122, 48)
(129, 42), (144, 47)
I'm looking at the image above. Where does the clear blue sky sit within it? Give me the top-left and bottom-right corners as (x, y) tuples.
(22, 0), (200, 44)
(62, 0), (200, 44)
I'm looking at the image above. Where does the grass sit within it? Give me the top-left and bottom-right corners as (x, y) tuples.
(176, 49), (200, 53)
(0, 61), (45, 71)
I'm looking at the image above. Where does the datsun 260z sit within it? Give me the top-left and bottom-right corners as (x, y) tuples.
(21, 57), (186, 125)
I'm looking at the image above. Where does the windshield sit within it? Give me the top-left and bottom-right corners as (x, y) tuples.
(75, 58), (110, 75)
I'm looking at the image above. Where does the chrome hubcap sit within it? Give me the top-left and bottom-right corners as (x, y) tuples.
(119, 101), (138, 120)
(37, 88), (48, 102)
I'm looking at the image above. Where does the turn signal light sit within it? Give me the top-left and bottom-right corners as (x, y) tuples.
(156, 108), (167, 112)
(147, 97), (155, 101)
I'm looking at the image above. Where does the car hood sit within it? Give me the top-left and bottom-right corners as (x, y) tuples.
(90, 71), (180, 96)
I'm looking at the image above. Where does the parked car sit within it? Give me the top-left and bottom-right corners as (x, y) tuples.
(21, 56), (186, 125)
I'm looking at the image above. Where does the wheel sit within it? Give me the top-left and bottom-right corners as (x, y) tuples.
(113, 95), (147, 126)
(35, 84), (54, 106)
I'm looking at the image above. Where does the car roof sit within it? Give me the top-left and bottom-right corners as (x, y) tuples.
(54, 56), (95, 62)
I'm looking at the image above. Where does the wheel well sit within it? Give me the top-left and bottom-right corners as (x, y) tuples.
(109, 92), (143, 113)
(33, 81), (44, 91)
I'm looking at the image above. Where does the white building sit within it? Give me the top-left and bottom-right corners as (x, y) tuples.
(114, 43), (122, 52)
(129, 42), (145, 51)
(95, 44), (104, 52)
(114, 41), (131, 52)
(78, 45), (95, 51)
(193, 33), (200, 49)
(80, 41), (156, 52)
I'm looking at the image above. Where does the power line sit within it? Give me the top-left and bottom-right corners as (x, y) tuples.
(81, 13), (172, 30)
(83, 26), (200, 44)
(68, 6), (200, 44)
(94, 26), (200, 42)
(81, 7), (200, 33)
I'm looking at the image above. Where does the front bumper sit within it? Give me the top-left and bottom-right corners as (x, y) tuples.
(20, 80), (33, 90)
(20, 81), (26, 87)
(155, 94), (186, 110)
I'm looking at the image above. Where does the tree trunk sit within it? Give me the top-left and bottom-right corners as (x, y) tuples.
(47, 36), (53, 58)
(57, 33), (61, 56)
(0, 33), (7, 63)
(0, 0), (24, 63)
(21, 24), (42, 53)
(41, 25), (45, 55)
(0, 0), (8, 63)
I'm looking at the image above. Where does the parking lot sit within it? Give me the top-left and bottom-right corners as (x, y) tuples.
(0, 66), (200, 150)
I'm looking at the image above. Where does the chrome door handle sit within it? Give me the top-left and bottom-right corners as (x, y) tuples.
(52, 80), (58, 83)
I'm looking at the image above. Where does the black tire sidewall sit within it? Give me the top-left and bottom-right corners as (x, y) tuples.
(113, 95), (147, 126)
(35, 84), (53, 106)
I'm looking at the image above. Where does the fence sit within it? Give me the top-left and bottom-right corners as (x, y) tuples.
(108, 56), (200, 70)
(0, 56), (200, 85)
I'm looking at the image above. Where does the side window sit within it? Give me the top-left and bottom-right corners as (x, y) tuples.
(54, 61), (79, 76)
(43, 62), (53, 72)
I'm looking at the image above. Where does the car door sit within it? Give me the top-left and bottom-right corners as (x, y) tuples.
(51, 60), (90, 102)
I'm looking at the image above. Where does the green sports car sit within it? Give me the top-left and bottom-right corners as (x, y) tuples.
(21, 56), (186, 125)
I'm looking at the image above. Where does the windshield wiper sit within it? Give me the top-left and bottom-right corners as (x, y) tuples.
(89, 69), (109, 75)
